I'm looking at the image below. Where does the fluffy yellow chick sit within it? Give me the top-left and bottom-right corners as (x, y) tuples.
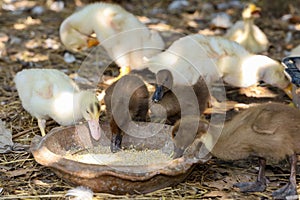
(14, 69), (101, 140)
(146, 34), (291, 97)
(60, 3), (165, 78)
(225, 4), (269, 53)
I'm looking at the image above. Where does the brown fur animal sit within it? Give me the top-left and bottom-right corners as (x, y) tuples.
(150, 69), (210, 125)
(172, 103), (300, 199)
(104, 74), (149, 152)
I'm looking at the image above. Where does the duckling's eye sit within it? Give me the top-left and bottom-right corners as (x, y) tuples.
(95, 102), (100, 112)
(172, 132), (176, 138)
(171, 127), (178, 138)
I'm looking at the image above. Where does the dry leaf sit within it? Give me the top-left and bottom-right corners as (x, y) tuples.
(0, 120), (13, 153)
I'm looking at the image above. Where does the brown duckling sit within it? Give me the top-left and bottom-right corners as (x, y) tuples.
(150, 69), (209, 125)
(104, 74), (149, 152)
(172, 103), (300, 199)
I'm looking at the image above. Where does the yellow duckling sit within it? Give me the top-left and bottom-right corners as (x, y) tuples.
(14, 69), (101, 140)
(147, 34), (291, 98)
(60, 3), (165, 79)
(225, 3), (269, 53)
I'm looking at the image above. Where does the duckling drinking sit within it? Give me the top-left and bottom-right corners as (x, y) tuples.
(104, 74), (149, 152)
(14, 69), (101, 140)
(150, 69), (209, 125)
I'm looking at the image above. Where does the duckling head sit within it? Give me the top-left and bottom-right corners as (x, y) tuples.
(242, 3), (261, 19)
(80, 91), (102, 140)
(59, 20), (99, 51)
(268, 66), (293, 99)
(258, 57), (292, 98)
(152, 69), (173, 103)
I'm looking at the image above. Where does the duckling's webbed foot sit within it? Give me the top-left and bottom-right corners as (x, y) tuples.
(234, 157), (267, 193)
(234, 181), (266, 192)
(272, 182), (297, 199)
(272, 153), (298, 199)
(110, 133), (123, 153)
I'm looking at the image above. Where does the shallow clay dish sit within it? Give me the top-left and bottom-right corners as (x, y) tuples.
(30, 122), (210, 194)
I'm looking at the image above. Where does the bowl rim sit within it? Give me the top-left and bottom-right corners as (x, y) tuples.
(30, 124), (197, 182)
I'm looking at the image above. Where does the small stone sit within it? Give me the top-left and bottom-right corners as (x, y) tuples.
(31, 6), (45, 15)
(64, 52), (76, 63)
(168, 0), (189, 11)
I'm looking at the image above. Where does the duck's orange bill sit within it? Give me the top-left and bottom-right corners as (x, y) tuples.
(120, 66), (131, 76)
(87, 37), (100, 48)
(249, 4), (261, 13)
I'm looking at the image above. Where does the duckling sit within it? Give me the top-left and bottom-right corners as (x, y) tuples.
(172, 103), (300, 199)
(150, 69), (209, 125)
(225, 3), (269, 53)
(146, 34), (223, 88)
(147, 34), (291, 99)
(60, 2), (165, 79)
(14, 69), (101, 140)
(104, 74), (149, 152)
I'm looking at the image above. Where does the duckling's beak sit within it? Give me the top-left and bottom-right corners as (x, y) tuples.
(249, 4), (261, 17)
(115, 66), (131, 81)
(87, 119), (101, 140)
(152, 85), (164, 103)
(283, 83), (293, 99)
(87, 37), (100, 48)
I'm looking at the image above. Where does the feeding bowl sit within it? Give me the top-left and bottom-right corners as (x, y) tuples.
(30, 122), (210, 194)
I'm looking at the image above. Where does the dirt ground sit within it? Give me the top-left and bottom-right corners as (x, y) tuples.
(1, 0), (300, 199)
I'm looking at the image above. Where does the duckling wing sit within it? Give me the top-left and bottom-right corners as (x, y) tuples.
(251, 25), (269, 47)
(108, 27), (165, 69)
(147, 34), (226, 86)
(251, 109), (280, 135)
(15, 69), (80, 118)
(225, 21), (245, 41)
(92, 3), (164, 69)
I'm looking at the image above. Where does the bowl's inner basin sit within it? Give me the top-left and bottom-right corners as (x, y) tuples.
(64, 146), (173, 166)
(44, 122), (176, 171)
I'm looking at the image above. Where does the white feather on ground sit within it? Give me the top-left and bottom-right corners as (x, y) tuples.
(65, 186), (93, 200)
